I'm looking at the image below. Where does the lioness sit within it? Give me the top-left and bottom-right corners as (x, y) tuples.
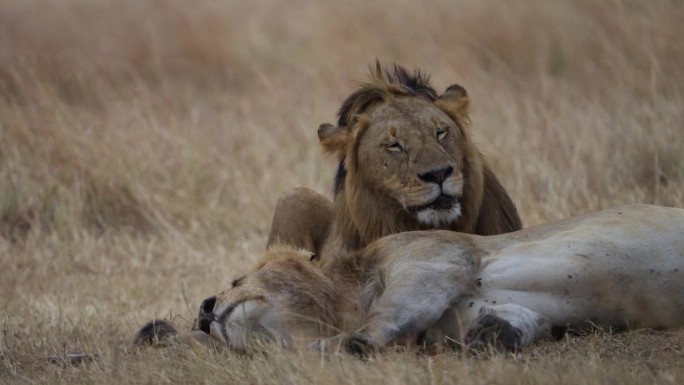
(195, 204), (684, 354)
(267, 63), (521, 259)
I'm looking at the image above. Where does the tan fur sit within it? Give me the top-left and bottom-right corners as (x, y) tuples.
(266, 187), (334, 257)
(205, 246), (362, 351)
(268, 63), (521, 260)
(200, 204), (684, 353)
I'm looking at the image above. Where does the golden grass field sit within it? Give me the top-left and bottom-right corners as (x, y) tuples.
(1, 0), (683, 383)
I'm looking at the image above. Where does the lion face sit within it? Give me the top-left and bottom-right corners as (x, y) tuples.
(354, 97), (468, 227)
(319, 80), (481, 239)
(198, 248), (338, 351)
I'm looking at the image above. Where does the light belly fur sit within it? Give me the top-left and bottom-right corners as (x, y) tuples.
(461, 222), (684, 330)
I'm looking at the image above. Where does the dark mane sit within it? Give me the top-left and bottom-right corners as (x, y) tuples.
(333, 62), (437, 195)
(336, 62), (437, 127)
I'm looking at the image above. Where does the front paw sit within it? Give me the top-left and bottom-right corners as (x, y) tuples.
(466, 314), (522, 352)
(343, 333), (379, 358)
(133, 319), (179, 347)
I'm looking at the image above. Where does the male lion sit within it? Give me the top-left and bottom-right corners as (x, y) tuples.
(267, 63), (522, 259)
(192, 204), (684, 354)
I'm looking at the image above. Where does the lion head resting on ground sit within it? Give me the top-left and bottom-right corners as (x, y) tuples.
(318, 63), (521, 253)
(195, 246), (355, 351)
(133, 246), (348, 351)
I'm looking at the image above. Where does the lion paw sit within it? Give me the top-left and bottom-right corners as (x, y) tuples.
(343, 333), (378, 359)
(133, 319), (179, 347)
(466, 314), (522, 352)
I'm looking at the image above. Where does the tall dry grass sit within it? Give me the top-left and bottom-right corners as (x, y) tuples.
(1, 0), (683, 383)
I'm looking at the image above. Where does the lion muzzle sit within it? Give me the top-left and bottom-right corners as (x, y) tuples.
(411, 194), (462, 227)
(417, 166), (453, 186)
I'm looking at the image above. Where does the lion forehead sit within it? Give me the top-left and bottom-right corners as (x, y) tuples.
(366, 99), (455, 134)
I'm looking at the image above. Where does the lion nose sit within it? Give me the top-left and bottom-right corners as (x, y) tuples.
(198, 296), (217, 334)
(418, 166), (453, 185)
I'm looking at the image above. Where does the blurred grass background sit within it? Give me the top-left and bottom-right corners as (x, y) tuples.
(1, 0), (683, 383)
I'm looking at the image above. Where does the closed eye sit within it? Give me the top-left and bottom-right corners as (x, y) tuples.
(437, 128), (447, 141)
(386, 142), (404, 153)
(231, 277), (244, 288)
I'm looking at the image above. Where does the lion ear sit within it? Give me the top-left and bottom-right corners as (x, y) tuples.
(318, 123), (351, 157)
(435, 84), (470, 122)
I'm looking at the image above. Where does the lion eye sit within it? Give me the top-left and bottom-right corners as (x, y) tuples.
(386, 142), (404, 153)
(437, 128), (447, 141)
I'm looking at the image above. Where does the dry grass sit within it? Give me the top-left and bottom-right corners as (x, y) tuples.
(1, 0), (683, 383)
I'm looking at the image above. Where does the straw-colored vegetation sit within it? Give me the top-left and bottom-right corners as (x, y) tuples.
(1, 0), (683, 383)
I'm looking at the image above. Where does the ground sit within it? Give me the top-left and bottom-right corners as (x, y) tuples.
(1, 0), (683, 384)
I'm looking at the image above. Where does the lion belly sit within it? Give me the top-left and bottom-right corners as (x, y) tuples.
(464, 205), (684, 330)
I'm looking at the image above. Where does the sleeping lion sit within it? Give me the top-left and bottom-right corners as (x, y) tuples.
(173, 204), (684, 354)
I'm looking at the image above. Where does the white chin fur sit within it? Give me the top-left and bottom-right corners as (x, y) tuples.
(416, 205), (461, 227)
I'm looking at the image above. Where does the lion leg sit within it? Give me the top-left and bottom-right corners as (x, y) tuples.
(266, 187), (334, 256)
(465, 304), (551, 352)
(347, 260), (472, 355)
